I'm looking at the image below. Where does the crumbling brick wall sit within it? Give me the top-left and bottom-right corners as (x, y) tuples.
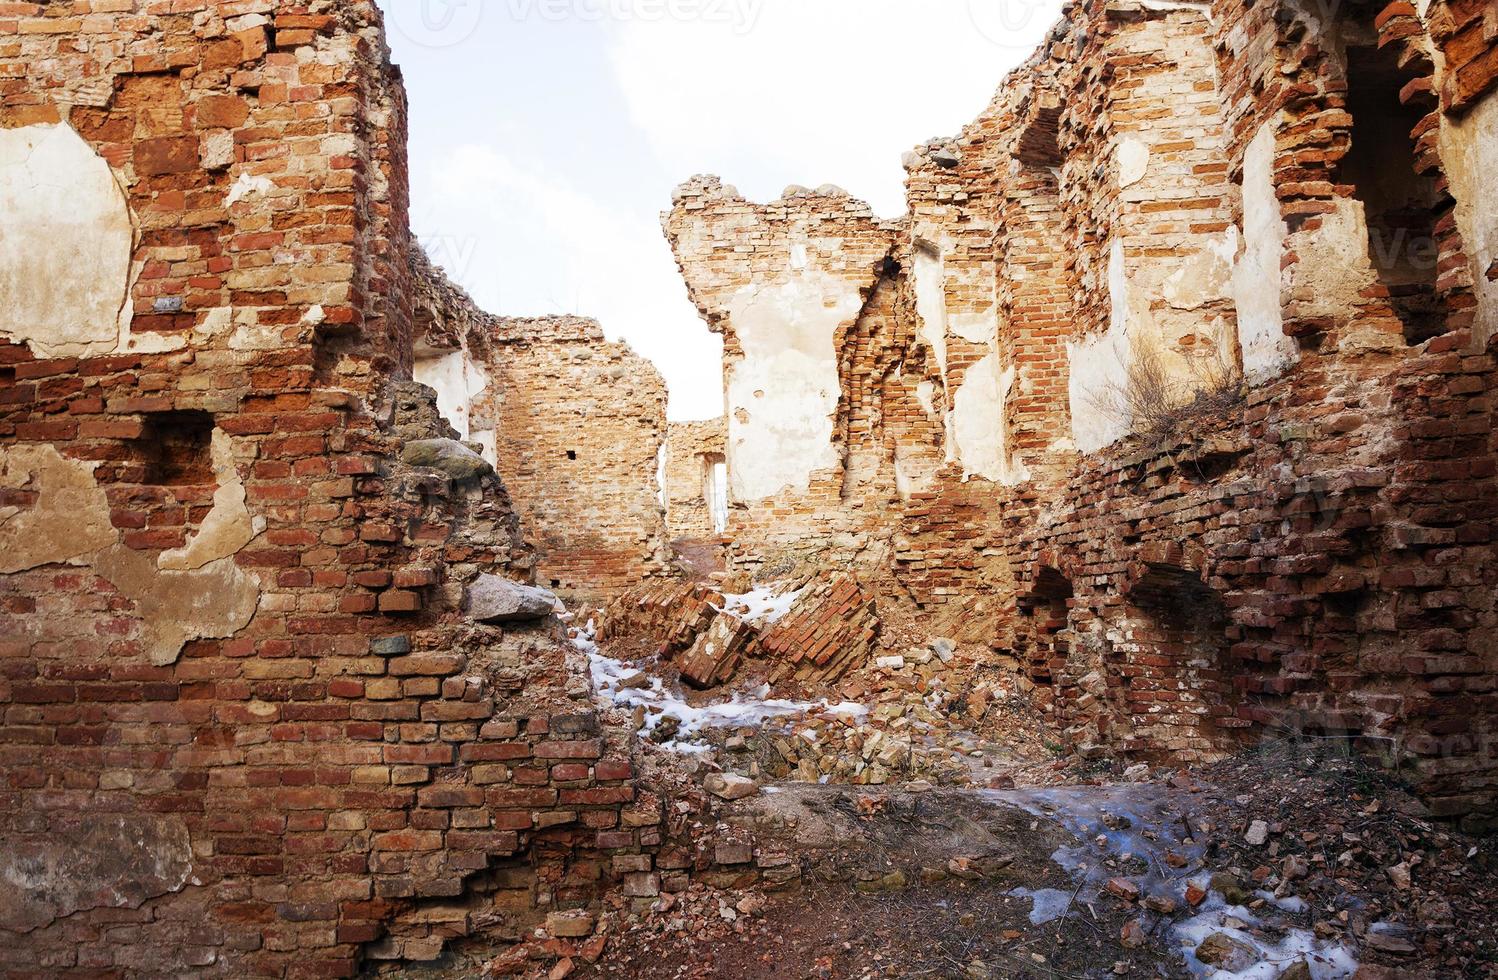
(663, 418), (725, 542)
(0, 4), (665, 976)
(409, 255), (673, 600)
(664, 0), (1498, 821)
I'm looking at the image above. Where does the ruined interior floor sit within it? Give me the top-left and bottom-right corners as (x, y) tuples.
(359, 603), (1497, 980)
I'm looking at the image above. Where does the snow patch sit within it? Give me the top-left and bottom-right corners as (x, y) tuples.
(715, 583), (804, 627)
(571, 620), (864, 754)
(986, 785), (1358, 980)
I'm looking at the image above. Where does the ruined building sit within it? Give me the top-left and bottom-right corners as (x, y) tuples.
(664, 0), (1498, 808)
(0, 0), (1496, 977)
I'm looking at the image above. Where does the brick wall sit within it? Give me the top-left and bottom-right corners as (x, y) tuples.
(663, 418), (725, 541)
(477, 317), (670, 600)
(410, 262), (673, 601)
(0, 3), (666, 975)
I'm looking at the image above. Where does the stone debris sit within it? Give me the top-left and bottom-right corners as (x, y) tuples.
(1194, 932), (1259, 971)
(467, 574), (560, 622)
(401, 437), (495, 481)
(678, 610), (757, 688)
(1246, 818), (1271, 846)
(703, 773), (760, 800)
(761, 572), (880, 685)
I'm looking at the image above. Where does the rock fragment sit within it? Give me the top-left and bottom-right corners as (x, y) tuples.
(466, 574), (558, 622)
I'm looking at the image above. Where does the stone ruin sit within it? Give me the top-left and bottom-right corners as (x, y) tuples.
(0, 0), (1494, 976)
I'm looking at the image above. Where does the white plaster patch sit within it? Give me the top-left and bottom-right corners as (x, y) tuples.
(158, 430), (262, 571)
(415, 349), (490, 441)
(1067, 240), (1135, 454)
(915, 380), (937, 418)
(1117, 138), (1150, 189)
(1232, 120), (1298, 381)
(1294, 197), (1398, 354)
(195, 306), (234, 337)
(225, 172), (275, 207)
(471, 429), (498, 467)
(950, 309), (998, 345)
(912, 244), (949, 378)
(724, 274), (857, 501)
(950, 353), (1027, 485)
(655, 440), (669, 511)
(1438, 92), (1498, 348)
(1163, 233), (1234, 312)
(0, 123), (135, 358)
(0, 444), (117, 573)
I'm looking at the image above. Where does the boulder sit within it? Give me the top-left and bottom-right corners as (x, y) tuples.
(466, 574), (557, 623)
(402, 438), (493, 481)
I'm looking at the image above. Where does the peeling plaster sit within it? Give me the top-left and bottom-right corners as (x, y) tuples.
(225, 171), (275, 207)
(0, 122), (135, 358)
(950, 307), (999, 345)
(471, 429), (498, 467)
(1232, 121), (1298, 381)
(1068, 240), (1137, 453)
(415, 349), (490, 440)
(912, 243), (949, 379)
(1439, 92), (1498, 348)
(950, 353), (1027, 485)
(0, 443), (261, 665)
(0, 444), (116, 573)
(1163, 232), (1234, 312)
(96, 544), (260, 667)
(723, 274), (857, 502)
(1293, 197), (1399, 354)
(1118, 138), (1150, 188)
(159, 430), (263, 571)
(0, 814), (193, 933)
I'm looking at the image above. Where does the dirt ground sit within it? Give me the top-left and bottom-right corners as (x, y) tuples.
(572, 744), (1498, 980)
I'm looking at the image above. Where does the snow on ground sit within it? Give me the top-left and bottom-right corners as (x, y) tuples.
(569, 618), (865, 753)
(987, 785), (1358, 980)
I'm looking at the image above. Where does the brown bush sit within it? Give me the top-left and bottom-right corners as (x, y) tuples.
(1091, 343), (1244, 445)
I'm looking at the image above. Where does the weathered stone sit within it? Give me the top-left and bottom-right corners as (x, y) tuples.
(703, 773), (759, 800)
(1194, 933), (1258, 971)
(466, 574), (557, 622)
(546, 910), (594, 938)
(714, 843), (753, 866)
(372, 636), (413, 656)
(402, 438), (495, 481)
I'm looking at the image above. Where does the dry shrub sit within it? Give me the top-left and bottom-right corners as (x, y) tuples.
(1092, 343), (1245, 445)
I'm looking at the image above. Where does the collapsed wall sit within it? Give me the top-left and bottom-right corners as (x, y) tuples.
(664, 0), (1498, 823)
(410, 262), (673, 599)
(0, 4), (671, 976)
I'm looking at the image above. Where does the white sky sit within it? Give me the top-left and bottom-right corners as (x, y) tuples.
(377, 0), (1063, 419)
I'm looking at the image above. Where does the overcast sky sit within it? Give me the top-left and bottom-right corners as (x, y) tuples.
(377, 0), (1063, 420)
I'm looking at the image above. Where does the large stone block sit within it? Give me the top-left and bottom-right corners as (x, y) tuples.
(466, 574), (558, 623)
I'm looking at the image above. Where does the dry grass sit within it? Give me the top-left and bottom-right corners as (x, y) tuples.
(1091, 343), (1245, 445)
